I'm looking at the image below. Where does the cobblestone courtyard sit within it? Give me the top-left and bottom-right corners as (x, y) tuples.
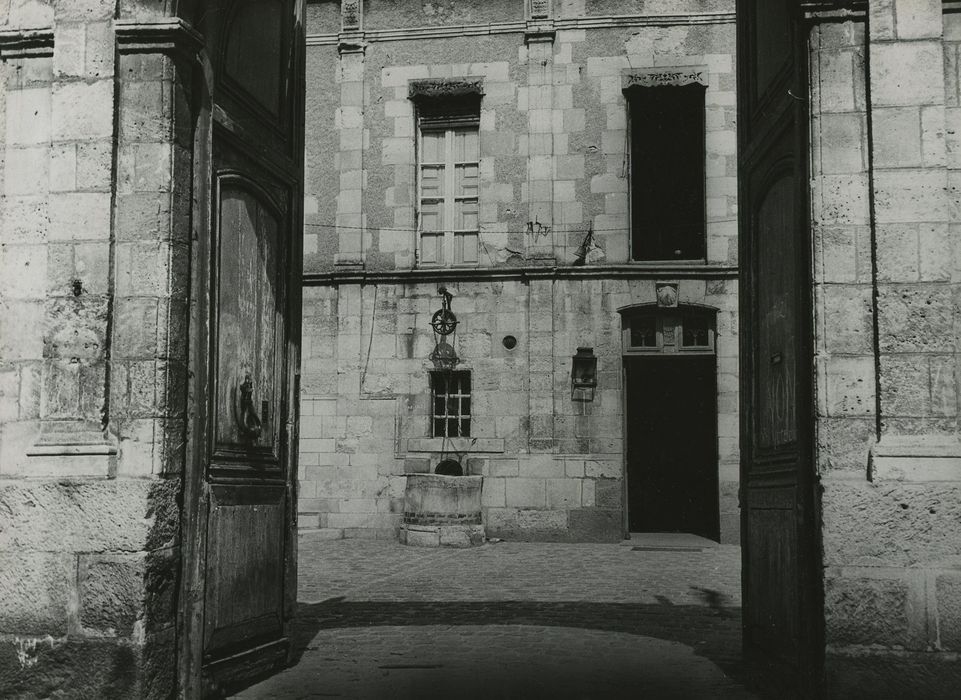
(234, 537), (755, 699)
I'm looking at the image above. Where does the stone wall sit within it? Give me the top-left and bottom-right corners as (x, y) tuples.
(300, 276), (739, 542)
(0, 2), (193, 696)
(809, 2), (961, 695)
(300, 0), (739, 543)
(304, 15), (738, 270)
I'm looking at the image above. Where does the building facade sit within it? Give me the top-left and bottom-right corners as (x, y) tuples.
(298, 0), (742, 544)
(0, 0), (959, 697)
(803, 0), (961, 693)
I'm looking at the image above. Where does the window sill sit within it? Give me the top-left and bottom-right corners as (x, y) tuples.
(406, 437), (505, 453)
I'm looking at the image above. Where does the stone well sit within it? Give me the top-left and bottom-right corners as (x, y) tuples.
(400, 474), (485, 547)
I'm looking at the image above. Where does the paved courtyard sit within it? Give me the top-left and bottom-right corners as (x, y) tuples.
(234, 536), (756, 699)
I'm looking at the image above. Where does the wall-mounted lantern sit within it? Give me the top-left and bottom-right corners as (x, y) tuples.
(570, 347), (597, 401)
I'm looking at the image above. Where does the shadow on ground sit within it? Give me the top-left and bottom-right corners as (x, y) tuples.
(286, 590), (744, 683)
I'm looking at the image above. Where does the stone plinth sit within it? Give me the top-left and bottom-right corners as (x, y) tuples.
(400, 474), (485, 547)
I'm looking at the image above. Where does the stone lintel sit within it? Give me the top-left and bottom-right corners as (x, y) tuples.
(623, 65), (708, 91)
(114, 18), (203, 59)
(408, 78), (485, 102)
(0, 28), (54, 59)
(406, 437), (505, 453)
(869, 435), (961, 482)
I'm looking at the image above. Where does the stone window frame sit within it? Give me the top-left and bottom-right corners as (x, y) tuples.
(409, 78), (484, 268)
(623, 67), (709, 263)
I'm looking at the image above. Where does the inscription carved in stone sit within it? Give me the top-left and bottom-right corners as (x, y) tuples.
(623, 67), (708, 90)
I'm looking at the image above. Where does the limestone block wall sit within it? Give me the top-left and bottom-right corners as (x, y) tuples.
(300, 0), (739, 544)
(809, 3), (961, 694)
(304, 3), (738, 271)
(298, 276), (739, 542)
(0, 2), (192, 696)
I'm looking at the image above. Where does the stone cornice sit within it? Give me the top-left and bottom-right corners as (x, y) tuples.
(306, 12), (735, 47)
(114, 17), (204, 59)
(0, 27), (54, 59)
(303, 263), (738, 286)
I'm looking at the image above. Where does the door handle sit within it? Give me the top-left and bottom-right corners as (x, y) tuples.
(237, 372), (263, 440)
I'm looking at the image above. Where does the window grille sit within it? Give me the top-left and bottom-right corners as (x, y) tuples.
(431, 371), (471, 437)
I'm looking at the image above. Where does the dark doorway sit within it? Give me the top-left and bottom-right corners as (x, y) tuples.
(625, 356), (719, 540)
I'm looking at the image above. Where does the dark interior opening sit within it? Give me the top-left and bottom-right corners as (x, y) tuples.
(435, 459), (463, 476)
(628, 84), (706, 261)
(625, 355), (719, 540)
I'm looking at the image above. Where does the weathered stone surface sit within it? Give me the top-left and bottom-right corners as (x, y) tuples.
(0, 552), (72, 635)
(824, 575), (911, 646)
(79, 554), (144, 635)
(593, 478), (622, 508)
(822, 480), (961, 567)
(877, 285), (955, 353)
(817, 416), (875, 473)
(937, 574), (961, 651)
(870, 41), (944, 107)
(568, 508), (621, 543)
(143, 547), (178, 635)
(825, 650), (961, 700)
(0, 479), (155, 552)
(0, 637), (141, 700)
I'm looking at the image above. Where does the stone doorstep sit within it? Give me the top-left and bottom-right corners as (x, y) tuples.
(400, 523), (485, 548)
(620, 532), (720, 550)
(869, 435), (961, 482)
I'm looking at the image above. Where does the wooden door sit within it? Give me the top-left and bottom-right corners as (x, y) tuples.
(737, 0), (822, 695)
(625, 357), (718, 539)
(181, 1), (305, 696)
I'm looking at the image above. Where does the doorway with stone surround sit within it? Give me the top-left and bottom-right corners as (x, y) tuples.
(621, 306), (720, 543)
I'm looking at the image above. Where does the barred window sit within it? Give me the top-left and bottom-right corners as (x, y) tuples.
(431, 371), (471, 437)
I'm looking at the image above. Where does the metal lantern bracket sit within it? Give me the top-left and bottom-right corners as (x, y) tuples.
(570, 347), (597, 401)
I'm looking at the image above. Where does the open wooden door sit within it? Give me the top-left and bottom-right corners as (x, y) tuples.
(737, 1), (822, 696)
(181, 1), (305, 696)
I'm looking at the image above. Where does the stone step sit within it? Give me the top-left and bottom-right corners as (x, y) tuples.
(298, 527), (344, 541)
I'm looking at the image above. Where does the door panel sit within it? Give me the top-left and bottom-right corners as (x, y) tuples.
(181, 0), (304, 696)
(214, 178), (284, 462)
(204, 485), (286, 655)
(737, 0), (822, 695)
(756, 174), (798, 452)
(625, 356), (719, 540)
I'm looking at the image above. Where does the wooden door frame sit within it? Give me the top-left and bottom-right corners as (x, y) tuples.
(178, 2), (306, 696)
(736, 0), (823, 694)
